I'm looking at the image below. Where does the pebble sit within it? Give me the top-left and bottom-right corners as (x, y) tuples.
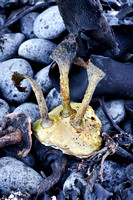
(13, 102), (40, 124)
(20, 12), (39, 39)
(97, 160), (127, 192)
(0, 33), (25, 62)
(0, 99), (10, 126)
(0, 156), (44, 196)
(63, 172), (87, 198)
(33, 5), (66, 39)
(0, 58), (33, 103)
(46, 88), (62, 111)
(34, 65), (53, 95)
(95, 100), (125, 132)
(18, 38), (56, 64)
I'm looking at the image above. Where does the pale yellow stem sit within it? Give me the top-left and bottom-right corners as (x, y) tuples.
(72, 61), (106, 128)
(50, 38), (76, 117)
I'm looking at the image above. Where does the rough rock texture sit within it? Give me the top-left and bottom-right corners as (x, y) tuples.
(20, 12), (39, 39)
(13, 102), (40, 124)
(0, 58), (33, 103)
(18, 38), (56, 64)
(0, 33), (25, 62)
(33, 5), (66, 39)
(34, 65), (53, 95)
(0, 99), (10, 126)
(46, 88), (62, 111)
(96, 99), (125, 132)
(0, 156), (44, 196)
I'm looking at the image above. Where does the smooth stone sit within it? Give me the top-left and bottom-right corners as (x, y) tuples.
(18, 38), (56, 64)
(46, 88), (62, 111)
(0, 99), (10, 126)
(20, 12), (39, 39)
(13, 102), (40, 124)
(97, 160), (127, 192)
(96, 100), (125, 132)
(0, 58), (33, 103)
(33, 5), (66, 39)
(0, 156), (43, 196)
(0, 33), (25, 62)
(34, 65), (53, 95)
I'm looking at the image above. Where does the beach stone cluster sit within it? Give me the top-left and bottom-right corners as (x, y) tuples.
(0, 0), (132, 199)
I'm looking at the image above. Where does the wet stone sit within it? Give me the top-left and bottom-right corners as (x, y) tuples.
(0, 33), (25, 62)
(18, 38), (56, 64)
(34, 65), (53, 95)
(46, 88), (62, 111)
(20, 12), (39, 39)
(33, 5), (66, 39)
(0, 58), (33, 103)
(96, 99), (125, 132)
(13, 102), (40, 124)
(0, 99), (10, 126)
(0, 156), (44, 196)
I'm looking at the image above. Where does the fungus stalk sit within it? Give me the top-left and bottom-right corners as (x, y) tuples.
(12, 73), (53, 128)
(50, 38), (76, 117)
(72, 60), (106, 128)
(0, 128), (22, 147)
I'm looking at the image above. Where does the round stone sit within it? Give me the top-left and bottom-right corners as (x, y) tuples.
(0, 33), (25, 62)
(13, 102), (40, 124)
(18, 38), (56, 64)
(34, 65), (53, 95)
(0, 58), (33, 103)
(33, 5), (66, 39)
(20, 12), (39, 39)
(0, 156), (43, 196)
(0, 99), (10, 126)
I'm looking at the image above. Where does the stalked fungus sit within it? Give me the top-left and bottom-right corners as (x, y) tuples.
(12, 39), (106, 158)
(0, 112), (32, 157)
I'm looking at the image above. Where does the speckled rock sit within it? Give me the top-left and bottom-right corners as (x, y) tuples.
(46, 88), (62, 111)
(96, 100), (125, 132)
(0, 99), (10, 125)
(34, 65), (53, 95)
(0, 58), (33, 103)
(18, 38), (56, 64)
(0, 33), (25, 62)
(33, 5), (66, 39)
(20, 12), (39, 39)
(97, 160), (127, 192)
(0, 156), (44, 196)
(13, 102), (40, 124)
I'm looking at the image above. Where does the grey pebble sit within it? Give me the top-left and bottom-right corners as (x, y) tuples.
(0, 99), (10, 126)
(0, 156), (44, 196)
(97, 160), (127, 192)
(0, 58), (33, 103)
(13, 102), (40, 124)
(20, 12), (39, 39)
(63, 172), (87, 198)
(34, 65), (53, 95)
(33, 5), (66, 39)
(46, 88), (62, 111)
(18, 38), (56, 64)
(0, 33), (25, 62)
(96, 100), (125, 132)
